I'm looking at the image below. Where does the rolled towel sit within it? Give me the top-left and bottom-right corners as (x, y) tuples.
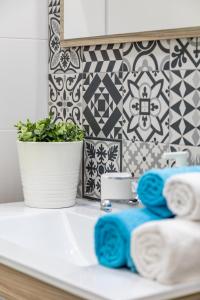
(131, 219), (200, 284)
(164, 173), (200, 220)
(95, 208), (161, 270)
(137, 166), (200, 217)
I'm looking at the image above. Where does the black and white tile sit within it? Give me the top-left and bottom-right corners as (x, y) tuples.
(169, 70), (200, 146)
(49, 0), (60, 15)
(83, 138), (122, 200)
(83, 44), (123, 73)
(49, 74), (82, 125)
(49, 14), (82, 74)
(123, 140), (168, 178)
(123, 40), (170, 72)
(170, 38), (200, 70)
(48, 0), (200, 199)
(123, 71), (169, 143)
(83, 73), (123, 139)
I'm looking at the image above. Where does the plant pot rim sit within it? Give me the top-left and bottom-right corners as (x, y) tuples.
(17, 140), (83, 144)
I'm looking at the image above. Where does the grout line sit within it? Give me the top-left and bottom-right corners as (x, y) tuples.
(0, 130), (17, 133)
(0, 37), (48, 41)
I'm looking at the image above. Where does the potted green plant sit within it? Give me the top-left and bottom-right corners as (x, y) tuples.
(15, 116), (84, 208)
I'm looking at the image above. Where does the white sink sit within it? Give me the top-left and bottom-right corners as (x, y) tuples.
(0, 200), (199, 300)
(0, 210), (97, 267)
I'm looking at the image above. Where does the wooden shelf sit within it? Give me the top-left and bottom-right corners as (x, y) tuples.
(0, 263), (199, 300)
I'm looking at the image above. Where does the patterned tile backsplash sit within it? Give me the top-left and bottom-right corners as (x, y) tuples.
(49, 73), (82, 125)
(83, 44), (123, 73)
(48, 0), (200, 200)
(123, 71), (169, 143)
(83, 138), (122, 199)
(83, 72), (123, 139)
(123, 40), (170, 72)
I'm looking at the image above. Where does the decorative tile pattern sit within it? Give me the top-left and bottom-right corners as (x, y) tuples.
(169, 144), (200, 166)
(123, 140), (168, 178)
(123, 71), (169, 143)
(83, 44), (123, 73)
(48, 0), (200, 199)
(83, 73), (123, 139)
(169, 70), (200, 146)
(83, 138), (122, 200)
(49, 0), (60, 15)
(49, 14), (82, 74)
(49, 74), (82, 125)
(170, 38), (200, 70)
(123, 40), (170, 72)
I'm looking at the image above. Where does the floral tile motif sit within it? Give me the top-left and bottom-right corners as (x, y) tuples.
(123, 140), (168, 178)
(49, 0), (60, 15)
(169, 144), (200, 166)
(83, 138), (122, 200)
(170, 38), (200, 70)
(49, 13), (82, 74)
(83, 73), (123, 139)
(169, 70), (200, 146)
(49, 73), (82, 125)
(83, 44), (123, 73)
(123, 71), (169, 143)
(123, 40), (170, 72)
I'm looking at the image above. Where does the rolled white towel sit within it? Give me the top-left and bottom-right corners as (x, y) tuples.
(131, 219), (200, 285)
(164, 173), (200, 220)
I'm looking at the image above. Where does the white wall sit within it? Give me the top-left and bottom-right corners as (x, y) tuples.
(0, 0), (48, 203)
(108, 0), (200, 34)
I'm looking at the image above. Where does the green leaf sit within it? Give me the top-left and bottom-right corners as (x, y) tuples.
(15, 115), (85, 142)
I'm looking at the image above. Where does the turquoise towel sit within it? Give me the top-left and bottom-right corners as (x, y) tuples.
(137, 166), (200, 217)
(95, 207), (161, 271)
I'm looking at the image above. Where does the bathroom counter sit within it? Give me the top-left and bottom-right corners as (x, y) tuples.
(0, 200), (199, 300)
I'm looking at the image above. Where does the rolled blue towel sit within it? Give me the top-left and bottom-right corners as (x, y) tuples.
(137, 166), (200, 217)
(95, 207), (161, 271)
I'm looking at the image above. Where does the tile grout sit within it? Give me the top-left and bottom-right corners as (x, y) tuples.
(0, 37), (48, 41)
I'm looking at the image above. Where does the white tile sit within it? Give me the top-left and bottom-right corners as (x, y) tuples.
(0, 38), (48, 129)
(0, 0), (48, 39)
(0, 131), (23, 203)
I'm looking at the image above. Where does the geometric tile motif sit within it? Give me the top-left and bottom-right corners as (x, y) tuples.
(49, 0), (60, 15)
(83, 44), (123, 73)
(123, 40), (170, 72)
(83, 73), (123, 139)
(49, 14), (82, 74)
(169, 70), (200, 146)
(169, 144), (200, 166)
(83, 138), (122, 200)
(123, 140), (168, 179)
(123, 71), (169, 143)
(170, 38), (200, 70)
(48, 74), (82, 126)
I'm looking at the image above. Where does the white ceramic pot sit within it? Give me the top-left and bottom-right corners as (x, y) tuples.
(17, 141), (83, 208)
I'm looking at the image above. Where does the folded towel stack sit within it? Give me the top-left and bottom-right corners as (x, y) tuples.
(137, 166), (200, 217)
(95, 208), (161, 270)
(95, 166), (200, 285)
(164, 173), (200, 220)
(131, 219), (200, 284)
(131, 167), (200, 284)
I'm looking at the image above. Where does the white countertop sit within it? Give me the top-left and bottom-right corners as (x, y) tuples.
(0, 199), (199, 300)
